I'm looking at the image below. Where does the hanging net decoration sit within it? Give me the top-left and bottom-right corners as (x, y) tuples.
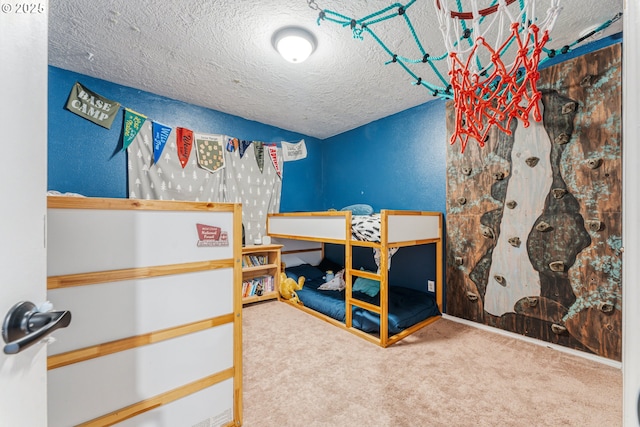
(434, 0), (562, 152)
(308, 0), (619, 153)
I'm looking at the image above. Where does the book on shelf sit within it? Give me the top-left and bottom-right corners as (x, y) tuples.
(242, 275), (275, 298)
(242, 254), (269, 268)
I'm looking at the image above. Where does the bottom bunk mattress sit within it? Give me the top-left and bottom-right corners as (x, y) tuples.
(285, 264), (440, 335)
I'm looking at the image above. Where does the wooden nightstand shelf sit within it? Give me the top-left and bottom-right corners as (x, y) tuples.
(241, 244), (282, 305)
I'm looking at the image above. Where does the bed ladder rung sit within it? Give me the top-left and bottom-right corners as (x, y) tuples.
(348, 269), (380, 281)
(348, 298), (380, 314)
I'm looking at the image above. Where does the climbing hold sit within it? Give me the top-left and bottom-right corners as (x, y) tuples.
(466, 291), (478, 302)
(508, 237), (521, 248)
(526, 297), (538, 307)
(525, 157), (539, 167)
(454, 256), (464, 266)
(457, 197), (467, 205)
(562, 102), (578, 114)
(535, 221), (552, 232)
(506, 200), (517, 209)
(480, 225), (495, 239)
(549, 261), (565, 272)
(551, 324), (567, 334)
(552, 188), (567, 199)
(493, 172), (505, 181)
(554, 133), (570, 145)
(580, 74), (594, 87)
(597, 302), (614, 313)
(587, 158), (603, 169)
(586, 220), (602, 232)
(461, 166), (472, 176)
(494, 275), (506, 286)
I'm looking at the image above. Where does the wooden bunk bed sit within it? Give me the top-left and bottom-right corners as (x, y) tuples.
(267, 210), (443, 347)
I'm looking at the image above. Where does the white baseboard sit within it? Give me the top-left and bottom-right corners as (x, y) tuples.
(442, 314), (622, 369)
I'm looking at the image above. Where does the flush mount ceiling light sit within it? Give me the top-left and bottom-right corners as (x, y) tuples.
(272, 27), (317, 64)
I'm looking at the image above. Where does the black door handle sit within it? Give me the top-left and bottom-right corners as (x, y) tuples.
(2, 301), (72, 355)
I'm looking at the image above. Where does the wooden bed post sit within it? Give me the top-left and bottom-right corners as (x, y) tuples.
(436, 213), (444, 313)
(344, 210), (353, 329)
(379, 211), (390, 347)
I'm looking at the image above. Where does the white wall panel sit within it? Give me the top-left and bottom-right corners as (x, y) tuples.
(48, 325), (233, 427)
(47, 268), (233, 355)
(387, 214), (440, 243)
(47, 209), (234, 275)
(116, 379), (234, 427)
(268, 215), (346, 240)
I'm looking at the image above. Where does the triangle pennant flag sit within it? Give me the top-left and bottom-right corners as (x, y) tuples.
(239, 140), (252, 158)
(226, 136), (239, 152)
(195, 133), (226, 173)
(152, 122), (172, 164)
(122, 108), (147, 151)
(268, 144), (282, 178)
(253, 141), (264, 173)
(176, 127), (194, 168)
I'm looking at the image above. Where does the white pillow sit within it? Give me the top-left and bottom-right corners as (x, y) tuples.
(318, 269), (346, 291)
(282, 254), (307, 268)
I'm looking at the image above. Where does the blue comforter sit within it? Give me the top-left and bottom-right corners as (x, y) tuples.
(286, 264), (440, 334)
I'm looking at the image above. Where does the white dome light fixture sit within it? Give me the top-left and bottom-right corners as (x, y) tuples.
(272, 27), (317, 64)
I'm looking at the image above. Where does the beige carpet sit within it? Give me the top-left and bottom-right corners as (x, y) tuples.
(242, 301), (621, 427)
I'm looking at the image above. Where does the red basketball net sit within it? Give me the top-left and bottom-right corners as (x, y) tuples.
(449, 22), (550, 153)
(435, 0), (562, 153)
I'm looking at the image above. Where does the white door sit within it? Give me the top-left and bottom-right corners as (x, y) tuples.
(0, 2), (49, 426)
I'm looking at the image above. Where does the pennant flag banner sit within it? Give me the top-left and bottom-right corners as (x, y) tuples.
(268, 144), (282, 178)
(122, 108), (147, 151)
(195, 133), (226, 173)
(254, 141), (264, 173)
(239, 140), (252, 158)
(65, 82), (121, 129)
(282, 139), (307, 161)
(176, 127), (194, 168)
(152, 121), (172, 164)
(226, 137), (239, 152)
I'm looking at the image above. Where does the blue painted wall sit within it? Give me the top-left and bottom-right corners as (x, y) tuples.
(48, 66), (323, 212)
(321, 99), (448, 213)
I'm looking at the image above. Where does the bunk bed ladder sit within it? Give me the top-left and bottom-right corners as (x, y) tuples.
(344, 211), (390, 347)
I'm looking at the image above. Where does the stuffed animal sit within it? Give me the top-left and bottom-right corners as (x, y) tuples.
(279, 272), (305, 305)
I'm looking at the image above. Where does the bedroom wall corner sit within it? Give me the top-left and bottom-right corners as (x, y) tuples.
(320, 100), (447, 213)
(321, 100), (449, 311)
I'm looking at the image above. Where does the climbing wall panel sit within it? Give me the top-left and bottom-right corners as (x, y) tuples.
(445, 44), (622, 360)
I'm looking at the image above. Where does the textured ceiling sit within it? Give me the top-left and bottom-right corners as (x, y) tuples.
(48, 0), (623, 139)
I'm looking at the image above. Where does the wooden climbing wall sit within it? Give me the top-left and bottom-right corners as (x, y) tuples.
(445, 44), (622, 361)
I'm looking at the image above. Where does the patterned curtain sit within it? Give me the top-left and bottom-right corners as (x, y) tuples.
(224, 144), (282, 244)
(128, 123), (282, 244)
